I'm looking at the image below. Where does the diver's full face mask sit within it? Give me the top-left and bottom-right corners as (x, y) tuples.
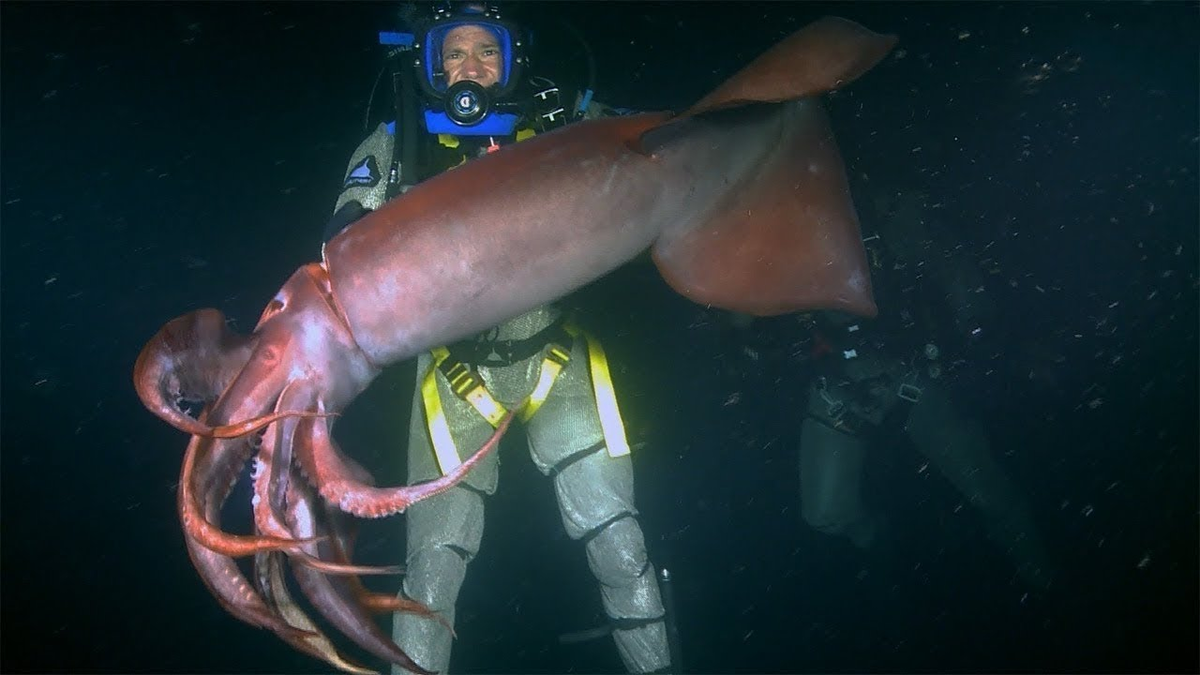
(416, 14), (526, 135)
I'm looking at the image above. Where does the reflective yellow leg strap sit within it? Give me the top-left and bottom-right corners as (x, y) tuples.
(563, 324), (631, 458)
(437, 354), (508, 427)
(422, 323), (632, 476)
(519, 342), (572, 423)
(422, 347), (463, 475)
(423, 346), (511, 476)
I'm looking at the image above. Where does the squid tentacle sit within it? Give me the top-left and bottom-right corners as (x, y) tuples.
(209, 409), (337, 439)
(350, 577), (456, 637)
(284, 478), (436, 675)
(204, 325), (338, 438)
(181, 429), (315, 642)
(254, 384), (401, 577)
(184, 535), (315, 642)
(133, 308), (256, 436)
(133, 309), (331, 438)
(295, 400), (515, 519)
(254, 551), (380, 675)
(180, 431), (324, 557)
(318, 453), (456, 636)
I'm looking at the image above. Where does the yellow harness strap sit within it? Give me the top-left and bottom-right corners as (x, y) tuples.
(563, 323), (630, 458)
(436, 350), (508, 426)
(519, 341), (572, 423)
(421, 323), (631, 476)
(422, 347), (471, 473)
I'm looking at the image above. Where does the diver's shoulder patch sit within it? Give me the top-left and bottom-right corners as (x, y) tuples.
(343, 155), (381, 189)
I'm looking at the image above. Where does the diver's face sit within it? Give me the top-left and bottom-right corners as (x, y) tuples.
(441, 25), (502, 88)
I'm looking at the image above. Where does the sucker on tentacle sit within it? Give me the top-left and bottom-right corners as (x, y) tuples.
(319, 488), (456, 637)
(295, 401), (515, 519)
(181, 428), (317, 643)
(255, 386), (402, 577)
(180, 431), (322, 557)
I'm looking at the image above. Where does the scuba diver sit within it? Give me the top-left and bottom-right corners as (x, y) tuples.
(797, 310), (1055, 593)
(801, 185), (1055, 593)
(322, 3), (672, 673)
(726, 186), (1056, 594)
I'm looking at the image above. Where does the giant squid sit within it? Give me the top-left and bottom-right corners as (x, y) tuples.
(133, 16), (897, 673)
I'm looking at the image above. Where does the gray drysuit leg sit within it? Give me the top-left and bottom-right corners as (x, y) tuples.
(524, 338), (670, 673)
(798, 417), (879, 549)
(392, 337), (670, 674)
(904, 383), (1055, 591)
(391, 351), (502, 675)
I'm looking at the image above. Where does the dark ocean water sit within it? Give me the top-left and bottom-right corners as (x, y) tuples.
(2, 2), (1196, 673)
